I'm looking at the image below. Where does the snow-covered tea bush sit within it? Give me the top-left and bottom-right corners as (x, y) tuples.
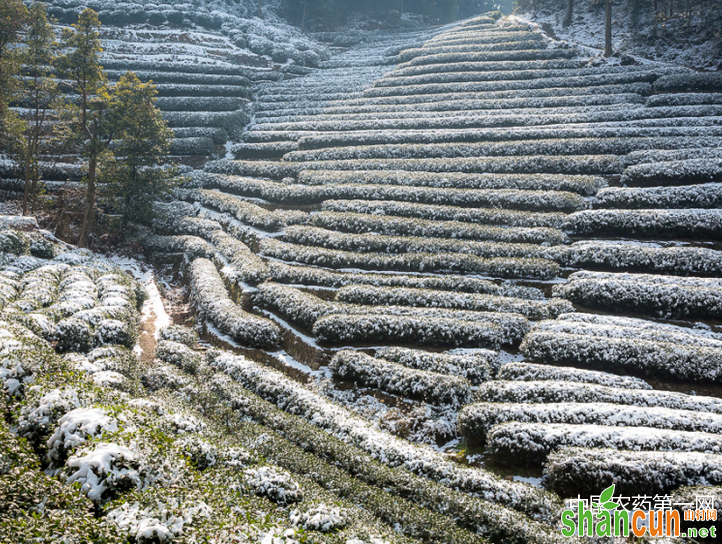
(259, 239), (559, 279)
(313, 313), (503, 348)
(566, 208), (722, 239)
(552, 271), (722, 319)
(595, 183), (722, 209)
(544, 447), (722, 498)
(375, 346), (499, 384)
(476, 380), (722, 414)
(620, 158), (722, 186)
(244, 466), (303, 505)
(330, 350), (472, 406)
(459, 401), (722, 442)
(55, 317), (93, 353)
(556, 241), (722, 277)
(188, 258), (280, 348)
(322, 198), (566, 229)
(297, 169), (605, 196)
(487, 422), (722, 465)
(496, 362), (651, 390)
(284, 226), (554, 260)
(290, 504), (350, 533)
(158, 325), (198, 347)
(155, 340), (203, 374)
(336, 285), (572, 320)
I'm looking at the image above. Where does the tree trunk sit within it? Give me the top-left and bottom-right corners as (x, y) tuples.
(78, 157), (96, 247)
(563, 0), (574, 26)
(604, 0), (613, 57)
(22, 157), (31, 216)
(301, 0), (307, 33)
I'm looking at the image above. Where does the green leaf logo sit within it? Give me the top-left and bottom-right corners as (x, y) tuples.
(598, 485), (618, 511)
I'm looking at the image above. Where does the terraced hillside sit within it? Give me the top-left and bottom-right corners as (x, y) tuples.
(0, 0), (330, 205)
(142, 10), (722, 522)
(4, 10), (722, 543)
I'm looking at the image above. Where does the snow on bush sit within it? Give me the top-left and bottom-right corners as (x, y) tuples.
(313, 313), (503, 349)
(376, 346), (499, 384)
(94, 319), (134, 349)
(244, 466), (303, 505)
(330, 350), (472, 406)
(17, 387), (83, 446)
(255, 282), (528, 344)
(394, 47), (576, 68)
(208, 230), (270, 286)
(55, 317), (93, 353)
(647, 93), (722, 107)
(543, 312), (722, 349)
(459, 402), (722, 443)
(552, 271), (722, 319)
(63, 442), (142, 503)
(266, 261), (529, 297)
(487, 422), (722, 465)
(191, 188), (288, 230)
(176, 437), (217, 470)
(208, 350), (558, 517)
(140, 365), (190, 392)
(290, 504), (349, 533)
(105, 498), (212, 543)
(284, 226), (554, 261)
(199, 170), (585, 214)
(596, 183), (722, 209)
(233, 141), (299, 159)
(322, 199), (566, 229)
(158, 325), (198, 347)
(476, 380), (722, 415)
(332, 81), (653, 109)
(335, 285), (573, 320)
(624, 147), (722, 166)
(543, 447), (722, 498)
(620, 158), (722, 186)
(151, 201), (198, 233)
(188, 258), (279, 348)
(170, 136), (216, 156)
(259, 239), (559, 280)
(566, 208), (722, 239)
(496, 362), (651, 390)
(204, 159), (300, 180)
(556, 241), (722, 276)
(155, 340), (203, 375)
(47, 407), (118, 465)
(654, 72), (722, 92)
(297, 169), (605, 196)
(521, 328), (722, 383)
(286, 136), (687, 165)
(361, 71), (668, 100)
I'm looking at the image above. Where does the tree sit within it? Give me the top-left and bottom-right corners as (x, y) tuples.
(604, 0), (613, 57)
(564, 0), (574, 27)
(0, 0), (28, 148)
(20, 2), (61, 215)
(104, 72), (174, 229)
(55, 8), (109, 247)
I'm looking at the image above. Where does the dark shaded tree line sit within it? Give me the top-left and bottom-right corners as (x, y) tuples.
(279, 0), (515, 30)
(0, 2), (174, 247)
(523, 0), (722, 59)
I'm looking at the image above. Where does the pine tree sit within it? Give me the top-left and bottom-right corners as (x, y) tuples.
(104, 72), (174, 230)
(20, 2), (61, 215)
(55, 8), (110, 247)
